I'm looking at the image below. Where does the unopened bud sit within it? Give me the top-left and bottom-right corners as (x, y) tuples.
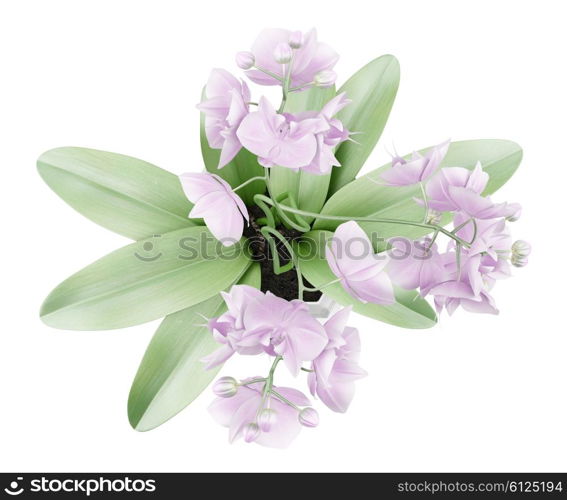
(289, 30), (304, 49)
(235, 51), (255, 70)
(314, 70), (337, 87)
(244, 422), (261, 443)
(426, 209), (443, 225)
(298, 407), (319, 427)
(212, 376), (238, 398)
(258, 408), (277, 432)
(511, 240), (531, 267)
(274, 42), (292, 64)
(506, 204), (522, 222)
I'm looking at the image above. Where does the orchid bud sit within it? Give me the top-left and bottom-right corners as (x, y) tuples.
(426, 209), (443, 225)
(212, 376), (238, 398)
(244, 422), (261, 443)
(298, 407), (319, 428)
(236, 51), (255, 70)
(258, 408), (277, 432)
(289, 30), (304, 49)
(314, 70), (337, 87)
(273, 42), (292, 64)
(511, 240), (531, 267)
(506, 207), (522, 222)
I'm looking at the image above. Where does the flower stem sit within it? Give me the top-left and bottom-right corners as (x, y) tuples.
(451, 217), (478, 244)
(256, 356), (282, 419)
(254, 66), (283, 82)
(239, 378), (267, 386)
(263, 356), (281, 398)
(289, 82), (314, 92)
(271, 389), (300, 410)
(426, 228), (440, 251)
(456, 243), (462, 280)
(258, 173), (308, 300)
(302, 278), (340, 292)
(263, 200), (472, 248)
(278, 54), (294, 113)
(420, 182), (429, 223)
(232, 175), (266, 192)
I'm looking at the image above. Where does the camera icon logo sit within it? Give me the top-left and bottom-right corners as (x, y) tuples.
(134, 234), (163, 261)
(4, 477), (24, 496)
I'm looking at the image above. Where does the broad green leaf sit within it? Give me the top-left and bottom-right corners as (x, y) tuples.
(269, 86), (336, 221)
(37, 147), (197, 240)
(40, 226), (251, 330)
(200, 92), (265, 206)
(314, 139), (523, 245)
(128, 263), (261, 431)
(328, 55), (400, 195)
(296, 231), (436, 329)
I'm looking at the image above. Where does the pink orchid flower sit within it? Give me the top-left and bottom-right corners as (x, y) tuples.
(209, 380), (311, 448)
(387, 238), (448, 296)
(197, 69), (250, 168)
(423, 162), (521, 219)
(443, 187), (521, 220)
(179, 172), (248, 246)
(326, 221), (394, 304)
(243, 28), (339, 89)
(426, 161), (489, 212)
(242, 292), (328, 376)
(201, 285), (266, 369)
(452, 213), (513, 258)
(431, 280), (499, 315)
(380, 140), (450, 186)
(308, 307), (367, 413)
(428, 248), (508, 315)
(236, 96), (326, 169)
(299, 93), (352, 175)
(202, 286), (327, 376)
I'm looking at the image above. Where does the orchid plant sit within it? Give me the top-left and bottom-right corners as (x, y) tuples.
(38, 28), (530, 448)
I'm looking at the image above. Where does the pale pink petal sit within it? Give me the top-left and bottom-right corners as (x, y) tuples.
(430, 280), (476, 299)
(465, 161), (489, 193)
(275, 387), (312, 407)
(179, 172), (223, 202)
(381, 156), (429, 185)
(218, 135), (242, 169)
(206, 68), (242, 98)
(208, 387), (257, 428)
(255, 399), (302, 449)
(228, 396), (260, 443)
(352, 271), (395, 304)
(189, 191), (244, 244)
(317, 380), (355, 413)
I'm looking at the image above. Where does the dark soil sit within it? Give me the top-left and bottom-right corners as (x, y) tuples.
(244, 205), (322, 302)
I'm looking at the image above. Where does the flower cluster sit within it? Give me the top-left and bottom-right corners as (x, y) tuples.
(204, 287), (365, 447)
(199, 28), (349, 172)
(380, 146), (529, 315)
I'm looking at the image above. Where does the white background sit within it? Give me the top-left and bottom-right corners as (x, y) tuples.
(1, 0), (566, 473)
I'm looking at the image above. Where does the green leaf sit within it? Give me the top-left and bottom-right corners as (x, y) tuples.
(328, 55), (400, 196)
(269, 86), (336, 220)
(200, 92), (265, 206)
(314, 139), (523, 244)
(40, 226), (252, 330)
(37, 147), (197, 240)
(128, 263), (261, 432)
(297, 231), (436, 329)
